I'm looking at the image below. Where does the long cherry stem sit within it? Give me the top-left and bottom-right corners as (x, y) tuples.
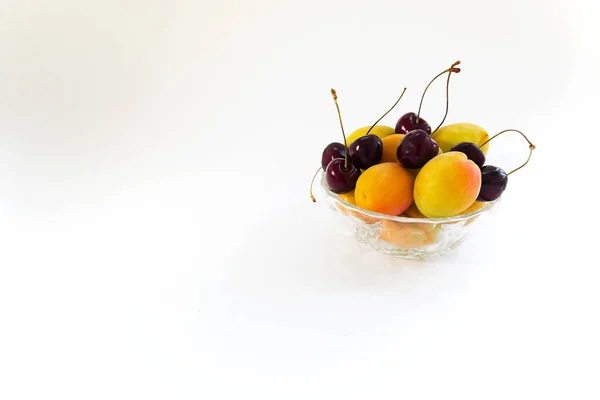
(365, 87), (407, 135)
(331, 89), (349, 170)
(478, 129), (536, 176)
(432, 61), (461, 134)
(309, 167), (322, 202)
(508, 147), (534, 176)
(416, 60), (461, 124)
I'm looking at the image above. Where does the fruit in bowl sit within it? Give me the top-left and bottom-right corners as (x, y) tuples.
(320, 175), (499, 259)
(355, 162), (415, 216)
(431, 122), (491, 155)
(345, 125), (395, 146)
(310, 61), (536, 259)
(413, 151), (481, 218)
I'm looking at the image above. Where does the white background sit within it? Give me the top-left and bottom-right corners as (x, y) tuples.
(1, 0), (599, 399)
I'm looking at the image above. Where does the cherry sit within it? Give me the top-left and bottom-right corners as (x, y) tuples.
(348, 88), (407, 170)
(309, 88), (362, 201)
(450, 142), (485, 167)
(325, 158), (361, 194)
(478, 166), (508, 201)
(475, 129), (536, 202)
(321, 142), (346, 170)
(395, 112), (431, 135)
(395, 61), (461, 135)
(348, 135), (383, 170)
(396, 129), (439, 169)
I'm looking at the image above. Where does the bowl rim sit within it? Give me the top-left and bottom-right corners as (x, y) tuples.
(320, 171), (499, 224)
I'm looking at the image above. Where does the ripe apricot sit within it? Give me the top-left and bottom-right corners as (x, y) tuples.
(355, 162), (414, 216)
(380, 134), (405, 163)
(414, 152), (481, 218)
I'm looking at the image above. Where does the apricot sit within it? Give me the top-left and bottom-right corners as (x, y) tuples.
(460, 200), (487, 226)
(401, 201), (441, 235)
(338, 191), (356, 207)
(355, 162), (414, 216)
(379, 220), (439, 248)
(404, 201), (427, 218)
(431, 122), (490, 155)
(380, 134), (404, 163)
(336, 191), (379, 224)
(335, 192), (354, 215)
(413, 152), (482, 218)
(345, 125), (395, 146)
(460, 200), (486, 215)
(335, 192), (353, 218)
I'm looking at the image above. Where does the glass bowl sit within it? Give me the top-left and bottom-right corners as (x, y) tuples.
(320, 172), (500, 260)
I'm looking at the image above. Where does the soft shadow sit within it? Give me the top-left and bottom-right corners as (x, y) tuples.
(225, 207), (473, 294)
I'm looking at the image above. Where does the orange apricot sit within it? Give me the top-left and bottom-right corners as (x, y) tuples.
(355, 162), (414, 216)
(379, 220), (438, 248)
(336, 191), (379, 224)
(380, 134), (405, 163)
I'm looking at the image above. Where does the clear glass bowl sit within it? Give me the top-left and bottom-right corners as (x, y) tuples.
(320, 172), (500, 260)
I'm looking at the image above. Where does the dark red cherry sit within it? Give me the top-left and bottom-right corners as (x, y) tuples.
(325, 158), (361, 194)
(396, 61), (461, 135)
(348, 135), (383, 170)
(395, 112), (431, 135)
(321, 142), (346, 170)
(396, 129), (439, 169)
(450, 142), (485, 167)
(477, 165), (508, 202)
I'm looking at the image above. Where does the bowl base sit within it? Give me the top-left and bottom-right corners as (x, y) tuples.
(353, 224), (471, 260)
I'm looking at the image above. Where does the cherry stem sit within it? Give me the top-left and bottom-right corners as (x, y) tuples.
(416, 60), (461, 124)
(309, 167), (322, 202)
(365, 87), (407, 135)
(432, 62), (461, 134)
(508, 147), (534, 176)
(331, 89), (349, 170)
(478, 129), (536, 176)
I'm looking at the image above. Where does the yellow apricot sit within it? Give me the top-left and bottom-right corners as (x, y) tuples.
(460, 200), (487, 226)
(345, 125), (395, 146)
(460, 200), (486, 215)
(401, 201), (441, 234)
(431, 122), (490, 154)
(414, 152), (482, 218)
